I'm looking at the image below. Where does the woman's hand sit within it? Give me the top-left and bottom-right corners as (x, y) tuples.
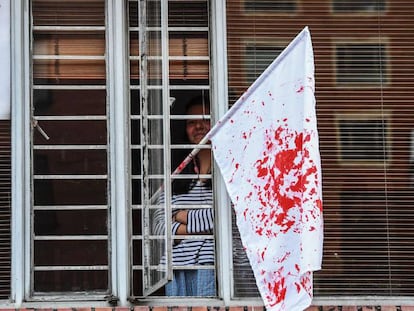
(174, 210), (188, 224)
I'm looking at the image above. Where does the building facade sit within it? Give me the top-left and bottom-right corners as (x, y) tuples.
(0, 0), (414, 310)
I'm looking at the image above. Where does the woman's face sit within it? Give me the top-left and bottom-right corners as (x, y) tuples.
(185, 103), (211, 144)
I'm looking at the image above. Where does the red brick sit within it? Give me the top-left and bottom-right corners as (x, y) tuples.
(115, 308), (130, 311)
(73, 308), (92, 311)
(360, 307), (376, 311)
(171, 307), (187, 311)
(304, 307), (319, 311)
(134, 307), (150, 311)
(401, 307), (414, 311)
(228, 307), (244, 311)
(152, 307), (167, 311)
(191, 307), (207, 311)
(380, 306), (397, 311)
(341, 307), (358, 311)
(95, 308), (114, 311)
(321, 307), (341, 311)
(246, 307), (265, 311)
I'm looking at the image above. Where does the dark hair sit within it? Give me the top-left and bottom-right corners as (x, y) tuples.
(172, 93), (212, 194)
(185, 93), (210, 113)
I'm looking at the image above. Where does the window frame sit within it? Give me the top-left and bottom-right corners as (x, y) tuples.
(10, 0), (241, 306)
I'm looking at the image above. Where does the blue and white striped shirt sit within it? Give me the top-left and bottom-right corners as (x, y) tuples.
(153, 181), (214, 266)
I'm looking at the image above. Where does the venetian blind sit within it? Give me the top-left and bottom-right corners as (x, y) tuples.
(226, 0), (414, 297)
(0, 121), (11, 299)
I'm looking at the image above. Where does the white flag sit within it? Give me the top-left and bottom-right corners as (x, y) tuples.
(209, 27), (323, 311)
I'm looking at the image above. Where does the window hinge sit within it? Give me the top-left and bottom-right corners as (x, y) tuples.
(105, 294), (119, 305)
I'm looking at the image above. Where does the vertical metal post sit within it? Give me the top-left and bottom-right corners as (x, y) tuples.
(160, 0), (173, 282)
(107, 0), (130, 304)
(11, 0), (30, 304)
(139, 0), (151, 293)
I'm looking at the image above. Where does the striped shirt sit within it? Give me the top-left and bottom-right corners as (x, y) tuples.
(153, 181), (215, 266)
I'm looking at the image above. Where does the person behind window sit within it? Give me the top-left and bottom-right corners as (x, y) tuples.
(153, 94), (215, 296)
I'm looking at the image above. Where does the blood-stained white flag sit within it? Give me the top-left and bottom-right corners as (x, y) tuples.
(209, 27), (323, 311)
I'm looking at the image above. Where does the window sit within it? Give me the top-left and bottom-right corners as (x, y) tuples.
(244, 0), (296, 13)
(336, 43), (388, 85)
(336, 113), (390, 163)
(332, 0), (386, 13)
(25, 0), (217, 302)
(128, 0), (212, 297)
(8, 0), (414, 306)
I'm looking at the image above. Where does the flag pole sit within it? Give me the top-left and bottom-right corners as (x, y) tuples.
(149, 135), (210, 203)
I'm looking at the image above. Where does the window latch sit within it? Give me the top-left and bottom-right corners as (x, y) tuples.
(32, 119), (50, 140)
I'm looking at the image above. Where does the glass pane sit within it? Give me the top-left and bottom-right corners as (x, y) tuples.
(32, 120), (107, 145)
(33, 89), (106, 116)
(34, 150), (107, 175)
(33, 59), (106, 82)
(33, 179), (107, 205)
(34, 210), (108, 235)
(33, 32), (105, 56)
(131, 0), (212, 298)
(130, 0), (170, 296)
(169, 1), (208, 27)
(169, 59), (209, 81)
(131, 179), (142, 205)
(34, 240), (108, 265)
(34, 270), (108, 292)
(32, 1), (105, 26)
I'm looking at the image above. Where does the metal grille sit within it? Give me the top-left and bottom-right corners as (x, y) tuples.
(128, 0), (213, 297)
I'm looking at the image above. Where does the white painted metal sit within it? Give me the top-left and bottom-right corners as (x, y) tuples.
(11, 0), (30, 305)
(107, 0), (130, 304)
(210, 0), (232, 303)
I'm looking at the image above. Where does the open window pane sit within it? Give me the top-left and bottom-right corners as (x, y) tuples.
(130, 0), (213, 298)
(129, 0), (170, 296)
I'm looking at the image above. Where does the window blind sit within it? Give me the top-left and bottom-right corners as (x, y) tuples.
(0, 121), (11, 299)
(226, 0), (414, 297)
